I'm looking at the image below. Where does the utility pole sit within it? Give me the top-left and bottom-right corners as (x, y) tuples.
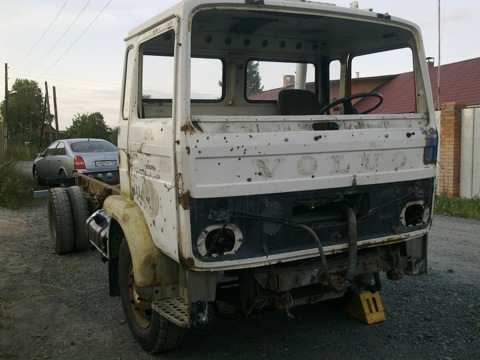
(2, 63), (9, 162)
(39, 88), (47, 149)
(45, 82), (52, 144)
(53, 86), (59, 141)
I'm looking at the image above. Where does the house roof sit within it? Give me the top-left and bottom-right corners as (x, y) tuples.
(357, 57), (480, 113)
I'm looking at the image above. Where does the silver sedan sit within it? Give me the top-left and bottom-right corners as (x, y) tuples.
(33, 138), (119, 185)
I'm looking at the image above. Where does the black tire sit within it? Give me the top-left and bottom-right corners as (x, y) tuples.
(47, 188), (74, 255)
(33, 166), (45, 185)
(67, 186), (91, 251)
(118, 239), (185, 353)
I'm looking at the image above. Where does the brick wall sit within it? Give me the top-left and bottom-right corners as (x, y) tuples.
(438, 102), (466, 196)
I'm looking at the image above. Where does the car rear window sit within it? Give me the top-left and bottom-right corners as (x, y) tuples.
(70, 141), (117, 153)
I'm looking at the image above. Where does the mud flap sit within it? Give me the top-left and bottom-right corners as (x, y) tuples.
(404, 234), (428, 276)
(342, 291), (386, 324)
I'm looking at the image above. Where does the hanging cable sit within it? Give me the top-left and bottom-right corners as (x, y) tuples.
(38, 0), (113, 78)
(28, 0), (92, 75)
(18, 0), (69, 68)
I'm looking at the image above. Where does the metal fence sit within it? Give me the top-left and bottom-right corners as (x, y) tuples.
(460, 108), (480, 198)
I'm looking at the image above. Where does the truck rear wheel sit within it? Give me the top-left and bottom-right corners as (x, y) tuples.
(47, 188), (74, 255)
(67, 186), (90, 251)
(118, 239), (185, 353)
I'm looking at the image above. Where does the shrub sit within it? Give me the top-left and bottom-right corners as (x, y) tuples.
(0, 162), (46, 209)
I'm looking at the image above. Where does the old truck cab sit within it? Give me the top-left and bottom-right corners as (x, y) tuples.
(96, 0), (437, 353)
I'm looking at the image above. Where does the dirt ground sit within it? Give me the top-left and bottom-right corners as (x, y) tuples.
(0, 201), (479, 359)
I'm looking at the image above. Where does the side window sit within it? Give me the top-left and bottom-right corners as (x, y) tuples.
(55, 142), (66, 156)
(142, 54), (174, 101)
(45, 142), (58, 156)
(140, 29), (175, 118)
(246, 60), (316, 101)
(139, 29), (224, 118)
(122, 47), (134, 120)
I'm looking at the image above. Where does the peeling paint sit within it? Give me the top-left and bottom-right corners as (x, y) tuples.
(141, 180), (160, 217)
(180, 123), (196, 135)
(179, 190), (192, 210)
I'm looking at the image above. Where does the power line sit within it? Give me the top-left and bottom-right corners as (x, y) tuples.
(39, 0), (113, 78)
(8, 65), (119, 89)
(28, 0), (92, 75)
(18, 0), (69, 68)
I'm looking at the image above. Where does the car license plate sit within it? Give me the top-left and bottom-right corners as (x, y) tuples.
(95, 160), (116, 167)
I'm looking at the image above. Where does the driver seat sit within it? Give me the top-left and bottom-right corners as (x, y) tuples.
(277, 89), (322, 115)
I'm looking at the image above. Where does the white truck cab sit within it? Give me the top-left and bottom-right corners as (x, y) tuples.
(89, 0), (437, 353)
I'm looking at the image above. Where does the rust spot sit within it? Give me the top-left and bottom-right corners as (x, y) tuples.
(186, 146), (191, 155)
(181, 257), (195, 267)
(175, 140), (180, 145)
(180, 123), (196, 135)
(247, 178), (252, 182)
(178, 190), (192, 210)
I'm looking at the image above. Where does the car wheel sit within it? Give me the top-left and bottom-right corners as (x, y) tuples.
(33, 166), (45, 185)
(67, 186), (91, 251)
(118, 238), (186, 353)
(47, 188), (74, 255)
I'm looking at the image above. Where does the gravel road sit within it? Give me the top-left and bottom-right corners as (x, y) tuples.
(0, 201), (479, 360)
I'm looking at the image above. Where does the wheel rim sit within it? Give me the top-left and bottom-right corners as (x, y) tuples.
(127, 264), (153, 329)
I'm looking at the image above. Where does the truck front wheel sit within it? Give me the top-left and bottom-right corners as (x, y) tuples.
(118, 238), (185, 353)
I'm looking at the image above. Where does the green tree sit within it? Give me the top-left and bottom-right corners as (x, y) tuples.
(246, 61), (263, 97)
(64, 112), (112, 140)
(109, 126), (119, 145)
(0, 79), (44, 141)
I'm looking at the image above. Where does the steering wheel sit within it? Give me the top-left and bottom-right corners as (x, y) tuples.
(320, 92), (383, 115)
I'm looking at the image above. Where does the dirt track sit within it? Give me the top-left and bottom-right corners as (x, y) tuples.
(0, 201), (479, 359)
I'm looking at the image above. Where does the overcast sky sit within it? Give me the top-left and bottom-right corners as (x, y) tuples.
(1, 0), (477, 130)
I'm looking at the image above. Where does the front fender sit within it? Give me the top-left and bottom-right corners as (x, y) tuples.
(103, 195), (157, 287)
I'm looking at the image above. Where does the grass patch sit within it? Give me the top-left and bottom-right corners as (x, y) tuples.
(0, 162), (47, 209)
(434, 195), (480, 220)
(5, 143), (40, 161)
